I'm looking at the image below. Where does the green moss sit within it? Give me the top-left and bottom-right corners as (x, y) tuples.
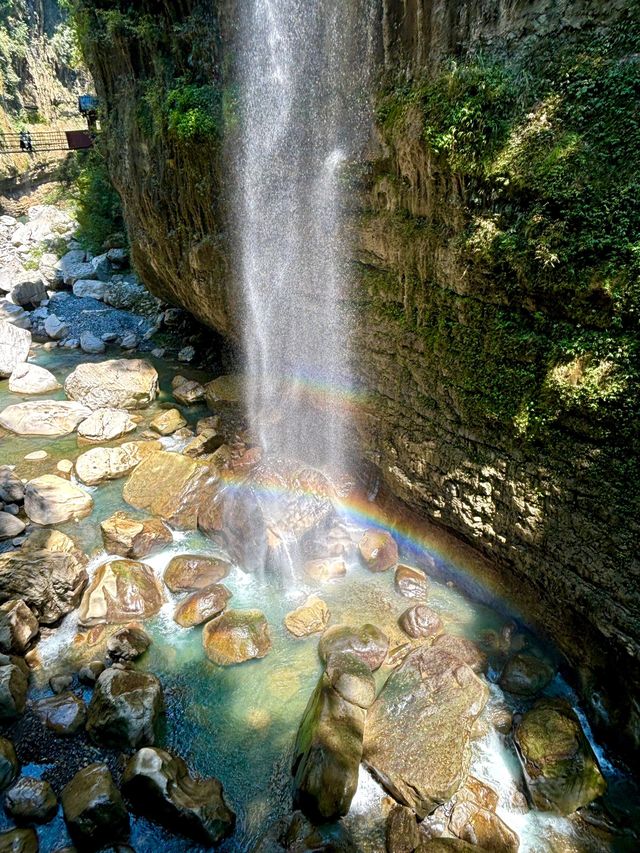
(165, 81), (221, 142)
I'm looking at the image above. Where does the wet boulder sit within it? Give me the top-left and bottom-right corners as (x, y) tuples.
(0, 400), (90, 436)
(386, 803), (421, 853)
(163, 554), (230, 593)
(75, 442), (147, 486)
(24, 475), (93, 525)
(86, 666), (164, 749)
(0, 738), (18, 791)
(284, 596), (330, 637)
(513, 699), (606, 814)
(203, 374), (244, 408)
(149, 408), (186, 436)
(5, 777), (57, 823)
(122, 747), (235, 845)
(326, 651), (376, 709)
(363, 645), (489, 817)
(172, 376), (205, 405)
(64, 358), (158, 410)
(78, 559), (164, 627)
(0, 512), (26, 540)
(173, 584), (231, 628)
(77, 407), (137, 442)
(0, 320), (30, 378)
(0, 548), (87, 625)
(8, 363), (60, 395)
(433, 634), (488, 674)
(0, 664), (28, 721)
(292, 670), (366, 820)
(318, 623), (389, 671)
(34, 692), (87, 736)
(0, 828), (38, 852)
(499, 652), (555, 697)
(61, 763), (129, 849)
(394, 564), (428, 599)
(358, 529), (398, 572)
(202, 609), (271, 665)
(100, 512), (172, 559)
(0, 600), (39, 654)
(107, 625), (151, 661)
(399, 605), (443, 640)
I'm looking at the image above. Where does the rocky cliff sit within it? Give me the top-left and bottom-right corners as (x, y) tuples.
(74, 0), (640, 755)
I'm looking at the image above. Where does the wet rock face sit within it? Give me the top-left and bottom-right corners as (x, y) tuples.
(513, 699), (607, 814)
(499, 652), (555, 697)
(163, 554), (230, 593)
(86, 666), (164, 749)
(398, 604), (443, 640)
(0, 549), (88, 625)
(34, 692), (87, 736)
(0, 737), (18, 791)
(78, 559), (164, 627)
(0, 828), (38, 852)
(100, 512), (172, 559)
(173, 584), (231, 628)
(202, 609), (272, 665)
(358, 529), (399, 572)
(61, 763), (129, 849)
(394, 564), (428, 599)
(5, 776), (58, 823)
(0, 600), (39, 655)
(284, 596), (330, 638)
(122, 747), (235, 845)
(363, 645), (489, 817)
(24, 475), (93, 525)
(318, 623), (389, 671)
(64, 358), (159, 410)
(107, 625), (151, 661)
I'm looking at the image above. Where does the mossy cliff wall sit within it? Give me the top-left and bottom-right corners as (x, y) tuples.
(75, 0), (640, 753)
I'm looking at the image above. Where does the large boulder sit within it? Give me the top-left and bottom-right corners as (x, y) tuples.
(100, 512), (172, 559)
(34, 691), (87, 736)
(398, 605), (443, 640)
(499, 652), (555, 697)
(0, 549), (87, 624)
(149, 408), (186, 436)
(80, 331), (106, 355)
(163, 554), (231, 593)
(284, 596), (330, 638)
(394, 564), (428, 599)
(318, 623), (389, 671)
(0, 664), (28, 721)
(0, 320), (30, 378)
(513, 699), (606, 814)
(61, 763), (129, 848)
(173, 584), (231, 628)
(0, 401), (90, 436)
(75, 442), (147, 486)
(77, 407), (137, 442)
(10, 275), (47, 307)
(363, 645), (489, 817)
(24, 475), (93, 525)
(78, 559), (164, 627)
(73, 279), (105, 300)
(122, 747), (235, 845)
(433, 634), (488, 674)
(8, 363), (60, 395)
(0, 513), (25, 541)
(5, 776), (58, 823)
(56, 250), (97, 287)
(202, 609), (271, 665)
(86, 666), (164, 748)
(64, 359), (159, 410)
(358, 529), (398, 572)
(203, 374), (244, 407)
(107, 625), (151, 661)
(0, 600), (39, 654)
(292, 669), (366, 820)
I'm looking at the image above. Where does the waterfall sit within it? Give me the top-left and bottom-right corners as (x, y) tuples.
(233, 0), (376, 473)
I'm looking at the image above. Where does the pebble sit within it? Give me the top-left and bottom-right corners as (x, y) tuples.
(24, 450), (48, 461)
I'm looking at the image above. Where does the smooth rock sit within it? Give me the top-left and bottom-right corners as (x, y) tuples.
(76, 407), (136, 442)
(61, 763), (129, 848)
(326, 651), (376, 709)
(78, 559), (164, 627)
(86, 667), (164, 748)
(64, 359), (158, 410)
(79, 331), (106, 355)
(49, 674), (73, 694)
(34, 692), (87, 735)
(394, 564), (428, 599)
(123, 450), (208, 528)
(0, 468), (24, 503)
(5, 777), (57, 823)
(75, 443), (145, 486)
(0, 665), (28, 721)
(499, 652), (555, 697)
(386, 804), (421, 853)
(0, 401), (90, 436)
(56, 459), (74, 478)
(8, 363), (60, 395)
(318, 623), (389, 671)
(0, 600), (38, 654)
(100, 512), (172, 559)
(174, 584), (231, 628)
(163, 554), (230, 592)
(23, 451), (47, 461)
(120, 333), (137, 349)
(0, 513), (25, 541)
(284, 596), (330, 637)
(10, 276), (47, 307)
(358, 529), (398, 572)
(122, 747), (235, 845)
(0, 738), (18, 791)
(0, 321), (31, 378)
(24, 475), (93, 525)
(202, 609), (271, 665)
(203, 375), (243, 407)
(0, 828), (38, 852)
(107, 625), (151, 661)
(73, 280), (105, 300)
(172, 376), (205, 405)
(399, 605), (443, 640)
(149, 408), (186, 436)
(43, 314), (69, 340)
(0, 549), (87, 624)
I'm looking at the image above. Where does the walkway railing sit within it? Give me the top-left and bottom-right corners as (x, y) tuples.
(0, 129), (93, 155)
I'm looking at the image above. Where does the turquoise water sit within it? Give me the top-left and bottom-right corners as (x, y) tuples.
(0, 347), (637, 852)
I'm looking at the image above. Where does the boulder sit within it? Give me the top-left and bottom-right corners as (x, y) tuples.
(433, 634), (488, 674)
(10, 276), (47, 307)
(513, 699), (606, 814)
(0, 513), (25, 541)
(394, 565), (428, 599)
(363, 645), (489, 817)
(8, 363), (60, 395)
(100, 512), (172, 559)
(173, 584), (231, 628)
(0, 321), (31, 378)
(358, 529), (398, 572)
(34, 692), (87, 735)
(78, 559), (164, 627)
(0, 401), (90, 436)
(24, 475), (93, 525)
(172, 376), (205, 405)
(43, 314), (69, 340)
(106, 248), (128, 268)
(73, 280), (105, 300)
(80, 331), (106, 355)
(107, 625), (151, 661)
(0, 302), (31, 330)
(202, 609), (271, 665)
(284, 596), (330, 637)
(499, 653), (555, 697)
(122, 747), (235, 845)
(61, 763), (129, 848)
(64, 359), (158, 410)
(303, 557), (346, 582)
(0, 600), (39, 654)
(86, 667), (164, 749)
(0, 664), (28, 721)
(398, 605), (443, 640)
(75, 442), (145, 486)
(5, 777), (57, 823)
(318, 624), (389, 671)
(292, 671), (366, 820)
(163, 554), (230, 592)
(386, 804), (421, 853)
(182, 430), (224, 457)
(203, 374), (243, 408)
(0, 468), (24, 503)
(56, 250), (96, 287)
(326, 651), (376, 709)
(0, 828), (38, 852)
(149, 408), (186, 436)
(0, 738), (18, 791)
(77, 407), (136, 442)
(0, 549), (87, 624)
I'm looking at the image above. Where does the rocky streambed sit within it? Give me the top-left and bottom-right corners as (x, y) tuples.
(0, 211), (638, 852)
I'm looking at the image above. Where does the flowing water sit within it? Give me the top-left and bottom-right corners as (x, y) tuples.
(233, 0), (376, 470)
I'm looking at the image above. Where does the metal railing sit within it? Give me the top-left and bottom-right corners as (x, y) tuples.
(0, 129), (94, 155)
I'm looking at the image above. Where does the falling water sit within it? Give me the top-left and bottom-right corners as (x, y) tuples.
(233, 0), (376, 472)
